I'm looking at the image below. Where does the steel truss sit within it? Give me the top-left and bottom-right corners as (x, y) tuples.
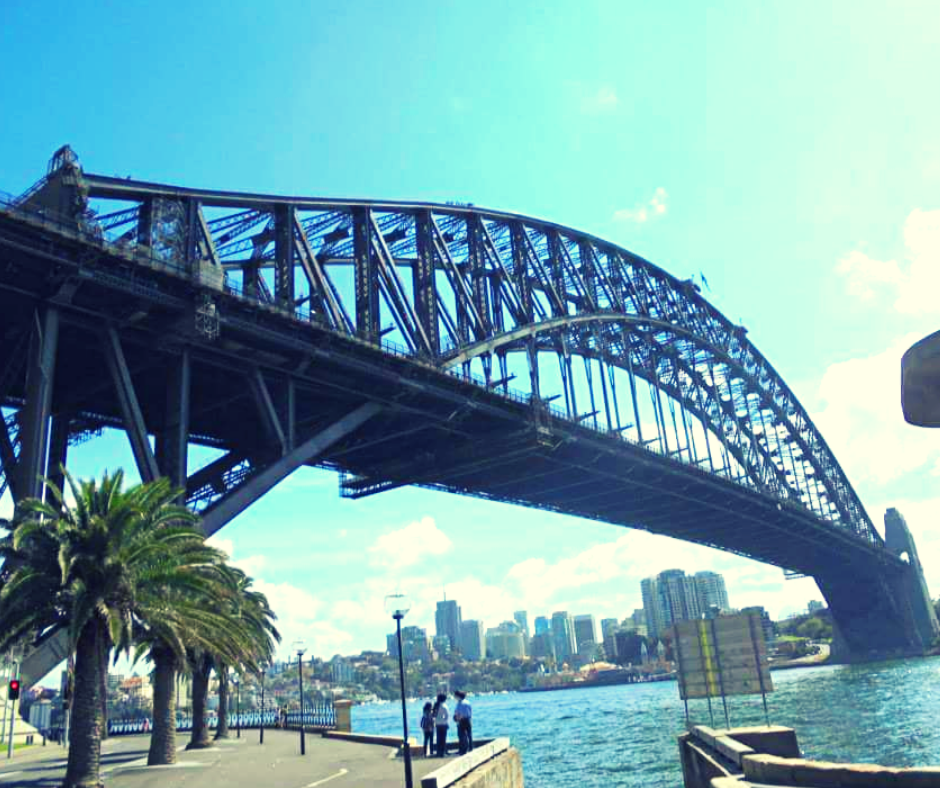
(4, 154), (875, 549)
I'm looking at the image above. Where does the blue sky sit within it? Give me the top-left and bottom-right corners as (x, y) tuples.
(3, 1), (940, 661)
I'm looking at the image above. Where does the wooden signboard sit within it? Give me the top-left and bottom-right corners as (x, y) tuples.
(672, 611), (773, 701)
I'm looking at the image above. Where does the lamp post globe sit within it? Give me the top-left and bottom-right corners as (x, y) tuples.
(291, 640), (307, 755)
(385, 592), (414, 788)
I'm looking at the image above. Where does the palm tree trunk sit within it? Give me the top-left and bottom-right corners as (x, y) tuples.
(187, 656), (213, 749)
(63, 618), (103, 788)
(98, 628), (109, 741)
(214, 664), (230, 739)
(147, 646), (178, 765)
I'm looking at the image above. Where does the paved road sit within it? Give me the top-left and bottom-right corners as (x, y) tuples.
(0, 730), (446, 787)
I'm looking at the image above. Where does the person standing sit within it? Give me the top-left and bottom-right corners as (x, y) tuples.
(433, 692), (449, 757)
(454, 690), (473, 754)
(420, 702), (435, 757)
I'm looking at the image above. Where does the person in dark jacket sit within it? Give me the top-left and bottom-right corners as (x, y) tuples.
(454, 690), (473, 754)
(419, 702), (435, 757)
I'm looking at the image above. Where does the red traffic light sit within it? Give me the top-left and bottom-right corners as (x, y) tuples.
(7, 680), (20, 700)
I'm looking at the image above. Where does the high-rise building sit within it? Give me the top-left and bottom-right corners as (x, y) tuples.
(613, 631), (647, 665)
(486, 622), (526, 660)
(601, 618), (620, 659)
(388, 625), (432, 662)
(551, 611), (577, 661)
(573, 614), (598, 654)
(807, 600), (824, 614)
(435, 598), (462, 654)
(534, 616), (550, 636)
(694, 571), (730, 612)
(642, 570), (703, 638)
(742, 606), (775, 644)
(460, 620), (485, 661)
(529, 631), (556, 660)
(432, 635), (452, 657)
(514, 611), (530, 641)
(331, 657), (355, 683)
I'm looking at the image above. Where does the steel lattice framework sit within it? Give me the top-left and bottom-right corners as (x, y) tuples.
(4, 148), (930, 682)
(54, 166), (877, 549)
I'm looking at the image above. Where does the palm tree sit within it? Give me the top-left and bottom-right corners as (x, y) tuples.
(0, 470), (228, 788)
(192, 567), (279, 747)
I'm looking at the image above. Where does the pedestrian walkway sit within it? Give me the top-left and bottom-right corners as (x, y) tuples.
(0, 729), (450, 787)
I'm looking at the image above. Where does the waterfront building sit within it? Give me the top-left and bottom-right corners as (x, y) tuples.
(694, 571), (730, 612)
(601, 618), (620, 659)
(529, 631), (556, 661)
(573, 614), (598, 654)
(435, 598), (463, 654)
(331, 657), (355, 684)
(614, 630), (647, 665)
(432, 635), (452, 657)
(459, 620), (485, 661)
(485, 622), (526, 660)
(534, 616), (550, 636)
(514, 610), (530, 642)
(551, 611), (577, 661)
(742, 606), (776, 644)
(387, 625), (432, 662)
(642, 569), (704, 637)
(808, 600), (824, 614)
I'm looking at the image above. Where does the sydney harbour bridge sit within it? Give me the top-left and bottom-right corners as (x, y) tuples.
(1, 147), (936, 684)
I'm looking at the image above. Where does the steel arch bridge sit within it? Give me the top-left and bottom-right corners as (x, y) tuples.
(0, 148), (935, 681)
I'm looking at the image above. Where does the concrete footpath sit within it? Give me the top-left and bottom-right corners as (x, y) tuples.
(0, 730), (446, 787)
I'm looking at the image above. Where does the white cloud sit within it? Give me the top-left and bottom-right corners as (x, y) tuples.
(581, 86), (619, 114)
(811, 333), (940, 486)
(367, 516), (453, 569)
(614, 187), (668, 224)
(837, 208), (940, 313)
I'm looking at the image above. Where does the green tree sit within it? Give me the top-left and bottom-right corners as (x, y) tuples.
(0, 470), (226, 788)
(207, 567), (280, 744)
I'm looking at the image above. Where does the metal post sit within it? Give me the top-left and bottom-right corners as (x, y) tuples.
(6, 660), (19, 759)
(297, 652), (305, 756)
(259, 669), (265, 745)
(395, 616), (414, 788)
(236, 679), (241, 739)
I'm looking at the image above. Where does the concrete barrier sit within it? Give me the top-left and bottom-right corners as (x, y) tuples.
(742, 753), (940, 787)
(323, 730), (417, 748)
(680, 725), (940, 788)
(420, 738), (523, 788)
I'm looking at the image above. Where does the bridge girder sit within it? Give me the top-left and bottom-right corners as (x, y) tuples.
(2, 149), (930, 682)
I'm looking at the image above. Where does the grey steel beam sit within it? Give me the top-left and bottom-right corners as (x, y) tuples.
(275, 204), (295, 310)
(17, 308), (60, 501)
(413, 210), (440, 356)
(0, 414), (20, 502)
(352, 207), (379, 341)
(156, 349), (191, 490)
(186, 450), (246, 500)
(199, 402), (381, 535)
(45, 414), (70, 499)
(248, 368), (287, 454)
(103, 327), (159, 483)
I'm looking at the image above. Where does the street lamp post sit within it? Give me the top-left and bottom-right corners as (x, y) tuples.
(385, 593), (414, 788)
(259, 664), (266, 745)
(232, 673), (240, 739)
(292, 640), (307, 756)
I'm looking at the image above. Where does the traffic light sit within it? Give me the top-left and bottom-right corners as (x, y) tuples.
(7, 679), (19, 701)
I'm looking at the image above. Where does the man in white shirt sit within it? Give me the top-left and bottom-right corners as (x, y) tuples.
(454, 690), (473, 754)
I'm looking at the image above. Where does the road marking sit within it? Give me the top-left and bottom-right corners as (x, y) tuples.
(0, 772), (21, 783)
(304, 768), (348, 787)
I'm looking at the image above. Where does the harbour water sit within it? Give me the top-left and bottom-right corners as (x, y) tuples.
(352, 656), (940, 787)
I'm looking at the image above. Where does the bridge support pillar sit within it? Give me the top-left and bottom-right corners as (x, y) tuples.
(17, 307), (59, 501)
(814, 508), (939, 661)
